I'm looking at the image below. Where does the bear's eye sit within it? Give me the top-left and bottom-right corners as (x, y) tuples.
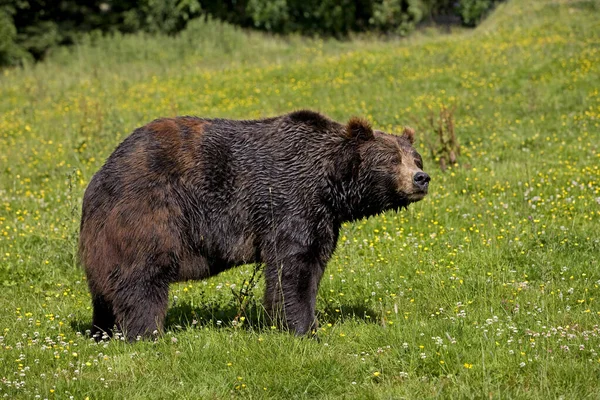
(414, 157), (423, 169)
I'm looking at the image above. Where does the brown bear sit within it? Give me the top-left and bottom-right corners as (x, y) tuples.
(79, 110), (430, 340)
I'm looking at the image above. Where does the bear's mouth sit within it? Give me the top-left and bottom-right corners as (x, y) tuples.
(407, 190), (428, 202)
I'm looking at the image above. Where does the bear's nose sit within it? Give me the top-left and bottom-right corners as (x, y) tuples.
(413, 172), (430, 191)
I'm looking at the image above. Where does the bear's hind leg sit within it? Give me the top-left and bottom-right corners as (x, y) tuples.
(113, 273), (171, 341)
(91, 293), (116, 341)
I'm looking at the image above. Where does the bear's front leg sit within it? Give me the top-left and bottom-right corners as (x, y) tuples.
(264, 252), (325, 335)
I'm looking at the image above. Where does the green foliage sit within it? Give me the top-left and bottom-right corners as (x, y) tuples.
(119, 0), (202, 34)
(0, 8), (30, 66)
(370, 0), (425, 35)
(246, 0), (361, 35)
(17, 20), (61, 59)
(245, 0), (445, 36)
(246, 0), (289, 32)
(459, 0), (501, 25)
(0, 0), (203, 66)
(0, 0), (506, 67)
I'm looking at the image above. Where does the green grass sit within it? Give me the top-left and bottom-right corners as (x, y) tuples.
(1, 0), (599, 398)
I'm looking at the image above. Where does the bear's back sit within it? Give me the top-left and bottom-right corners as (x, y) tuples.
(82, 111), (344, 232)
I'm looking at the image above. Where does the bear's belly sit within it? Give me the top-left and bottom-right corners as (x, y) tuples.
(176, 231), (260, 282)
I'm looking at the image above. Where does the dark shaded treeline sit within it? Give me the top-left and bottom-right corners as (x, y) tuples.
(0, 0), (503, 66)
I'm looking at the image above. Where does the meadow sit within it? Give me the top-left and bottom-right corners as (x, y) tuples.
(1, 0), (599, 398)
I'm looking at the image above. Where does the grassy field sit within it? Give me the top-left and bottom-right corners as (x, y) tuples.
(1, 0), (599, 398)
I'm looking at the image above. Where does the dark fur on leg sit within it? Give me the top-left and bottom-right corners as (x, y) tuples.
(91, 293), (116, 341)
(113, 279), (170, 341)
(264, 252), (324, 336)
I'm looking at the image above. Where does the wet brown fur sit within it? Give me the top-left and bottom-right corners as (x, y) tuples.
(80, 111), (429, 340)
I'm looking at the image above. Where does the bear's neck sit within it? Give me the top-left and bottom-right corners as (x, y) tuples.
(326, 172), (411, 224)
(326, 179), (385, 223)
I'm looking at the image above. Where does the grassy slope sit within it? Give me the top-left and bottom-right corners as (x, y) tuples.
(1, 0), (599, 398)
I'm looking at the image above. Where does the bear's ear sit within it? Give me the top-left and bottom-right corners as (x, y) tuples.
(401, 127), (415, 144)
(346, 117), (374, 141)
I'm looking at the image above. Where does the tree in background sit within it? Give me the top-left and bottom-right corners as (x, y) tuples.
(0, 0), (202, 66)
(0, 0), (503, 67)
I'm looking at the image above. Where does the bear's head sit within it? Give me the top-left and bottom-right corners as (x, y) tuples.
(343, 117), (430, 217)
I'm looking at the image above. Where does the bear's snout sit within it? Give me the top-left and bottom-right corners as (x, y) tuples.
(413, 172), (430, 192)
